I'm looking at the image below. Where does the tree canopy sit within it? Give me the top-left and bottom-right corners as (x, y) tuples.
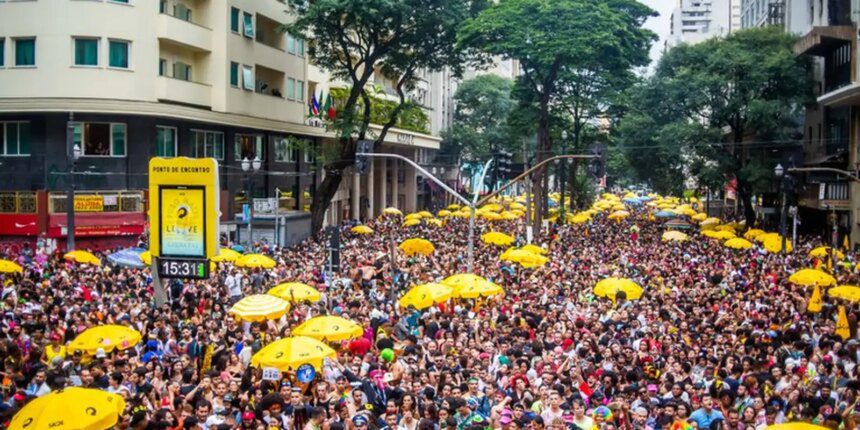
(441, 74), (515, 161)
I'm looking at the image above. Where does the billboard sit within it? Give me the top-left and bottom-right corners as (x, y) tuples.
(149, 158), (219, 259)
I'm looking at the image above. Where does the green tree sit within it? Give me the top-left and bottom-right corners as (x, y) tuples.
(613, 27), (811, 224)
(286, 0), (479, 236)
(441, 75), (515, 160)
(459, 0), (655, 222)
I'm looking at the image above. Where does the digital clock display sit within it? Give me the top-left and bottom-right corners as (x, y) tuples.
(158, 258), (209, 279)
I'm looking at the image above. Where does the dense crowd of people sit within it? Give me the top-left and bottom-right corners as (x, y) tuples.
(0, 199), (858, 430)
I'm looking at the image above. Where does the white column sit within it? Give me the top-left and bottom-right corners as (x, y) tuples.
(392, 160), (400, 209)
(352, 171), (360, 220)
(378, 158), (388, 210)
(367, 160), (375, 218)
(405, 160), (417, 212)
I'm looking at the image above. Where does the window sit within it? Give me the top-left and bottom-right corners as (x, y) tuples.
(174, 61), (191, 81)
(297, 80), (304, 101)
(73, 122), (126, 157)
(287, 78), (296, 100)
(14, 38), (35, 67)
(159, 58), (167, 76)
(235, 134), (263, 161)
(242, 65), (253, 90)
(2, 122), (30, 156)
(0, 39), (4, 67)
(304, 147), (315, 164)
(230, 62), (239, 87)
(287, 34), (295, 54)
(74, 38), (99, 66)
(296, 38), (304, 57)
(192, 130), (224, 159)
(160, 0), (167, 13)
(174, 3), (192, 21)
(108, 40), (129, 69)
(156, 126), (177, 157)
(243, 12), (254, 38)
(274, 137), (297, 162)
(230, 7), (240, 32)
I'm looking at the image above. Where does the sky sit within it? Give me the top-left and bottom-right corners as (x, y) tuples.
(641, 0), (675, 69)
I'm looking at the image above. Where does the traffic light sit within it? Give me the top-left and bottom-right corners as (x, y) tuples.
(355, 140), (374, 174)
(494, 150), (513, 180)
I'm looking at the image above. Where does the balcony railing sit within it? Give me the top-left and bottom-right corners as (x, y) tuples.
(799, 182), (851, 210)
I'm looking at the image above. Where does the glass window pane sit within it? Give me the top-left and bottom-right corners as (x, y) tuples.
(108, 40), (129, 68)
(15, 39), (35, 66)
(297, 39), (304, 56)
(1, 39), (5, 67)
(231, 8), (240, 32)
(206, 132), (215, 157)
(287, 35), (295, 54)
(242, 65), (253, 90)
(73, 124), (83, 150)
(6, 124), (19, 155)
(157, 127), (175, 157)
(193, 131), (203, 157)
(215, 133), (224, 159)
(83, 123), (110, 156)
(230, 62), (238, 87)
(18, 122), (30, 155)
(111, 124), (126, 156)
(243, 13), (254, 38)
(74, 39), (98, 66)
(256, 136), (263, 160)
(297, 81), (304, 101)
(287, 78), (295, 100)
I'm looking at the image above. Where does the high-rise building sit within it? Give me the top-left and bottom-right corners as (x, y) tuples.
(0, 0), (444, 247)
(669, 0), (737, 46)
(740, 0), (787, 28)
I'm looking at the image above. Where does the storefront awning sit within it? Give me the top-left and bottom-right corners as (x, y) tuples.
(794, 25), (855, 56)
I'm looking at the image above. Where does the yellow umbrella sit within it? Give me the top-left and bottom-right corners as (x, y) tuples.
(0, 259), (23, 274)
(789, 268), (836, 287)
(418, 211), (433, 218)
(607, 210), (630, 220)
(138, 250), (152, 265)
(210, 248), (242, 262)
(447, 204), (461, 210)
(68, 325), (142, 355)
(765, 424), (829, 430)
(594, 278), (643, 301)
(438, 210), (452, 217)
(8, 387), (125, 430)
(480, 203), (503, 212)
(481, 232), (516, 247)
(251, 336), (336, 371)
(744, 228), (766, 240)
(293, 316), (363, 341)
(427, 218), (443, 227)
(383, 207), (403, 216)
(809, 246), (844, 260)
(440, 273), (490, 290)
(691, 213), (707, 221)
(569, 214), (591, 224)
(399, 238), (435, 256)
(724, 238), (753, 250)
(404, 213), (423, 221)
(702, 230), (736, 240)
(662, 231), (689, 242)
(235, 254), (277, 269)
(500, 249), (548, 268)
(500, 211), (520, 220)
(402, 219), (421, 227)
(351, 225), (374, 235)
(715, 224), (736, 232)
(268, 282), (322, 303)
(228, 294), (290, 322)
(64, 250), (101, 265)
(509, 202), (526, 211)
(398, 283), (454, 309)
(755, 232), (780, 243)
(829, 285), (860, 302)
(520, 244), (547, 255)
(453, 280), (504, 299)
(700, 217), (721, 227)
(481, 212), (503, 221)
(763, 236), (792, 253)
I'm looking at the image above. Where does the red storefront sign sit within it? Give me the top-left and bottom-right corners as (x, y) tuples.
(47, 212), (146, 238)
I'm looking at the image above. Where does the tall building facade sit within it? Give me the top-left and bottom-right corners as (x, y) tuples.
(0, 0), (442, 248)
(740, 0), (787, 28)
(669, 0), (738, 46)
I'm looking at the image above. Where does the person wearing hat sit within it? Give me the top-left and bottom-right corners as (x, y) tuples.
(240, 410), (259, 429)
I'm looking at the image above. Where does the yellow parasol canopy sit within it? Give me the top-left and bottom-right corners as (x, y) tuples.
(399, 238), (435, 256)
(744, 228), (766, 240)
(383, 207), (403, 216)
(235, 254), (277, 269)
(481, 211), (503, 221)
(452, 280), (504, 299)
(724, 238), (754, 250)
(480, 203), (503, 212)
(700, 217), (721, 227)
(402, 219), (421, 227)
(828, 285), (860, 302)
(481, 232), (516, 247)
(809, 246), (844, 260)
(417, 211), (433, 218)
(520, 244), (547, 255)
(64, 250), (101, 265)
(68, 325), (142, 355)
(691, 213), (708, 221)
(715, 224), (736, 232)
(438, 210), (452, 217)
(0, 259), (23, 274)
(662, 231), (689, 242)
(210, 248), (242, 262)
(765, 424), (829, 430)
(351, 225), (374, 235)
(754, 232), (780, 243)
(702, 230), (736, 240)
(398, 283), (454, 309)
(268, 282), (322, 303)
(447, 204), (461, 210)
(607, 210), (630, 220)
(404, 213), (423, 221)
(228, 294), (290, 322)
(440, 273), (489, 290)
(788, 268), (836, 287)
(8, 387), (126, 430)
(292, 316), (363, 341)
(427, 218), (443, 227)
(250, 336), (336, 371)
(500, 249), (548, 268)
(594, 278), (643, 301)
(762, 235), (792, 253)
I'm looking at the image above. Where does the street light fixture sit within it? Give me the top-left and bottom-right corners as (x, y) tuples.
(243, 156), (261, 246)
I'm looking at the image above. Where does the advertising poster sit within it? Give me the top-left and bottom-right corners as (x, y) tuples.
(159, 186), (206, 257)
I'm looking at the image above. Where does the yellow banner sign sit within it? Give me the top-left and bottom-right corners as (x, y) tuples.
(74, 196), (104, 212)
(149, 157), (220, 259)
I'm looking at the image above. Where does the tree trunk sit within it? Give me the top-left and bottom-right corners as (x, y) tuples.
(532, 99), (552, 227)
(736, 180), (756, 227)
(568, 160), (578, 211)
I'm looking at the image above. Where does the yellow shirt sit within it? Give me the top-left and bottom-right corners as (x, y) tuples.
(46, 345), (66, 362)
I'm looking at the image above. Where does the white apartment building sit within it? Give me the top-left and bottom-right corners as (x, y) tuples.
(0, 0), (443, 246)
(740, 0), (787, 28)
(669, 0), (737, 46)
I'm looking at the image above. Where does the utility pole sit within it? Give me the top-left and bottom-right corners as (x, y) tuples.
(66, 114), (80, 251)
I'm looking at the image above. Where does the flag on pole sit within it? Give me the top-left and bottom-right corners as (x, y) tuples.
(325, 93), (335, 119)
(844, 234), (850, 251)
(310, 91), (320, 117)
(836, 305), (851, 340)
(808, 284), (822, 313)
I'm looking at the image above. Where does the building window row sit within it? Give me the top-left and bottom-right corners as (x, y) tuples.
(2, 122), (30, 156)
(73, 37), (130, 69)
(73, 122), (127, 157)
(0, 37), (37, 67)
(230, 7), (254, 38)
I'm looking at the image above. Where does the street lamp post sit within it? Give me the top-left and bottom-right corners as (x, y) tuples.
(242, 156), (261, 246)
(66, 119), (82, 252)
(560, 131), (568, 222)
(775, 163), (788, 254)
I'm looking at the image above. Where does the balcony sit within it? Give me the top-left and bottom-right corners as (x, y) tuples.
(157, 12), (212, 52)
(255, 13), (285, 51)
(156, 76), (211, 108)
(799, 182), (851, 210)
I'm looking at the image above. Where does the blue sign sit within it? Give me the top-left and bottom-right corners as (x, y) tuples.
(296, 363), (316, 383)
